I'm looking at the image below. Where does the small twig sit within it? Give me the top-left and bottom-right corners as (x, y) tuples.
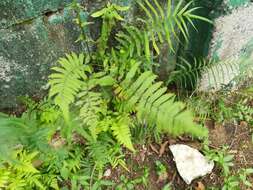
(171, 171), (177, 184)
(229, 124), (238, 148)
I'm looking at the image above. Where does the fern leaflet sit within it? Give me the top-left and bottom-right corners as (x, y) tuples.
(117, 0), (212, 56)
(111, 115), (134, 151)
(48, 53), (91, 121)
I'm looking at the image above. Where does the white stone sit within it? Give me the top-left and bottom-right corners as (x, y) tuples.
(104, 169), (111, 177)
(169, 144), (214, 184)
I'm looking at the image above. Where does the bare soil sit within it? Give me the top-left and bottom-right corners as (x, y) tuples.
(108, 120), (253, 190)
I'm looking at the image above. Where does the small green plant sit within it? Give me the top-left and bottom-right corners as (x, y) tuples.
(162, 183), (172, 190)
(115, 167), (149, 190)
(222, 168), (253, 190)
(0, 149), (59, 190)
(70, 0), (93, 55)
(203, 142), (253, 190)
(233, 103), (253, 125)
(155, 160), (168, 182)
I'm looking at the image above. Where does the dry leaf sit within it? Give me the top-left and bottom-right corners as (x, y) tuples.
(150, 144), (159, 154)
(195, 181), (205, 190)
(159, 141), (169, 157)
(240, 121), (248, 127)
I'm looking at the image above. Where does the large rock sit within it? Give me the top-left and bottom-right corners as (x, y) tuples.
(0, 0), (72, 29)
(198, 3), (253, 91)
(224, 0), (250, 9)
(170, 144), (214, 184)
(0, 0), (135, 109)
(0, 7), (83, 108)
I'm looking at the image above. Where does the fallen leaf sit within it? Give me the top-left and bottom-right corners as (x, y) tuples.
(159, 141), (169, 157)
(195, 181), (205, 190)
(240, 121), (248, 127)
(150, 144), (159, 154)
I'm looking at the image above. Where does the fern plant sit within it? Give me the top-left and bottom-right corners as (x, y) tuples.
(0, 149), (59, 190)
(167, 57), (214, 89)
(0, 112), (54, 161)
(116, 0), (212, 59)
(167, 57), (253, 91)
(0, 2), (213, 189)
(114, 62), (208, 137)
(48, 52), (135, 152)
(48, 53), (91, 121)
(48, 52), (208, 154)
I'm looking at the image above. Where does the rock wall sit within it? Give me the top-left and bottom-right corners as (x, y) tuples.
(0, 0), (133, 109)
(0, 0), (239, 108)
(198, 2), (253, 91)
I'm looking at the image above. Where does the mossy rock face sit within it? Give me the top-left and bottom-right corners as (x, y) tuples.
(0, 10), (83, 108)
(0, 0), (135, 109)
(225, 0), (250, 9)
(0, 0), (73, 29)
(198, 3), (253, 91)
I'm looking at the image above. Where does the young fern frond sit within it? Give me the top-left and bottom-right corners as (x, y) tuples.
(111, 115), (134, 151)
(48, 53), (91, 121)
(115, 62), (208, 138)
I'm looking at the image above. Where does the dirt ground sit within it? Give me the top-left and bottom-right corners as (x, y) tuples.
(107, 120), (253, 190)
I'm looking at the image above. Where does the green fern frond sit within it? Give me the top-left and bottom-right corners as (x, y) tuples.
(129, 0), (212, 53)
(168, 57), (251, 91)
(167, 57), (214, 89)
(75, 72), (115, 138)
(48, 53), (91, 121)
(198, 59), (240, 91)
(0, 116), (34, 160)
(86, 139), (110, 176)
(111, 115), (134, 151)
(0, 169), (10, 189)
(76, 91), (104, 127)
(116, 26), (144, 57)
(0, 112), (54, 162)
(12, 150), (39, 174)
(0, 149), (49, 190)
(115, 63), (208, 138)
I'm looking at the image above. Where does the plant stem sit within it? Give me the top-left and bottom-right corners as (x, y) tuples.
(90, 163), (97, 190)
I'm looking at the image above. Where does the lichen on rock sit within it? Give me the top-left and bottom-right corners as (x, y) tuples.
(198, 3), (253, 91)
